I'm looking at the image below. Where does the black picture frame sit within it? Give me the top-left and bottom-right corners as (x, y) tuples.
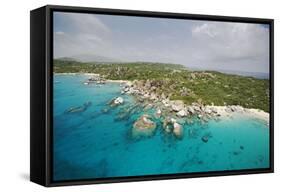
(30, 5), (274, 187)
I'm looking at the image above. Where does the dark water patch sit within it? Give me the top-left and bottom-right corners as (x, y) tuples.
(257, 155), (264, 163)
(53, 157), (108, 181)
(197, 160), (204, 165)
(201, 132), (213, 143)
(232, 151), (241, 156)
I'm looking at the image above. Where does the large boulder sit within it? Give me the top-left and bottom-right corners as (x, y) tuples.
(155, 108), (162, 118)
(114, 97), (124, 104)
(187, 106), (195, 114)
(149, 93), (158, 101)
(204, 107), (212, 114)
(109, 97), (124, 107)
(126, 81), (133, 87)
(162, 99), (170, 107)
(162, 117), (174, 133)
(132, 115), (157, 138)
(173, 122), (183, 139)
(177, 109), (188, 117)
(144, 80), (151, 89)
(171, 100), (185, 112)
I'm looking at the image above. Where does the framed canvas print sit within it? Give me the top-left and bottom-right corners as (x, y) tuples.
(30, 5), (274, 187)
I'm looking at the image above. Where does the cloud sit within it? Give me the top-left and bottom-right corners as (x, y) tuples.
(53, 12), (112, 58)
(189, 22), (269, 73)
(53, 12), (269, 74)
(55, 31), (65, 35)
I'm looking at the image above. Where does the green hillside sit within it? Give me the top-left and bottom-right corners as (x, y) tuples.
(54, 59), (269, 112)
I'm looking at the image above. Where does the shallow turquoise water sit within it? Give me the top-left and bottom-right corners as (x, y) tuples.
(53, 74), (270, 181)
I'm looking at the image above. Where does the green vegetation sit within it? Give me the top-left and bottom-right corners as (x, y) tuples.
(54, 59), (270, 112)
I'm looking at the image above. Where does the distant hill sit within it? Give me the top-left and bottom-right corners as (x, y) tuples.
(56, 57), (77, 62)
(69, 54), (121, 63)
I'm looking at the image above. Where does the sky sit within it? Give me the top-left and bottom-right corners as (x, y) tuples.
(53, 12), (270, 74)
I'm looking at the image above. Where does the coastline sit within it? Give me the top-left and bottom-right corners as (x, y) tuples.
(118, 80), (270, 125)
(106, 79), (131, 83)
(54, 72), (100, 76)
(54, 72), (131, 83)
(244, 108), (269, 123)
(207, 105), (269, 124)
(54, 72), (269, 124)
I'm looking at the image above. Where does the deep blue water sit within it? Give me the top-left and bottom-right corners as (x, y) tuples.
(53, 74), (270, 181)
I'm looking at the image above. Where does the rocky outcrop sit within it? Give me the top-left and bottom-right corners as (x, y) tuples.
(173, 122), (183, 139)
(132, 115), (157, 138)
(163, 117), (175, 133)
(226, 105), (245, 113)
(177, 109), (187, 117)
(171, 100), (185, 112)
(109, 97), (124, 107)
(119, 79), (251, 140)
(155, 108), (162, 118)
(163, 117), (183, 139)
(84, 74), (106, 85)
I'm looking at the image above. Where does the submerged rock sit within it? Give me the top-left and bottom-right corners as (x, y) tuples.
(65, 106), (85, 114)
(132, 115), (156, 138)
(188, 128), (197, 138)
(83, 101), (92, 108)
(233, 151), (241, 156)
(101, 107), (110, 114)
(201, 132), (212, 143)
(65, 101), (92, 114)
(201, 135), (209, 143)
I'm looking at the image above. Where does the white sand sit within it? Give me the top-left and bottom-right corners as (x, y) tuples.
(207, 105), (269, 123)
(106, 80), (131, 83)
(244, 108), (270, 123)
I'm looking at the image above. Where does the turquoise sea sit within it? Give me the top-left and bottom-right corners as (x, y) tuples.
(53, 74), (270, 181)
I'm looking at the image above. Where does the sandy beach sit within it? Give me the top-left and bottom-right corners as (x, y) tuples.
(106, 79), (131, 83)
(208, 105), (269, 123)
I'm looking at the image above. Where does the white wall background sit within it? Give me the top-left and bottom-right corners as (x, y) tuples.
(0, 0), (279, 191)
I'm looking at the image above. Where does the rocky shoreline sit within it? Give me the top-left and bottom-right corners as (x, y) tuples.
(82, 75), (269, 140)
(118, 79), (269, 139)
